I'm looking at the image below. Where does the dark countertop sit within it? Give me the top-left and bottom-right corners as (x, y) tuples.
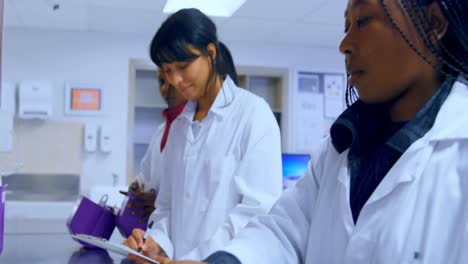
(0, 234), (136, 264)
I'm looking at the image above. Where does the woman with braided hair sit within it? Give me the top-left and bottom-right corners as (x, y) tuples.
(147, 0), (468, 263)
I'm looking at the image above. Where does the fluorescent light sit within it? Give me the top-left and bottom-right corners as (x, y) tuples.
(163, 0), (246, 17)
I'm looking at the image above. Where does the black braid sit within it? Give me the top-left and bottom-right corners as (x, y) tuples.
(404, 0), (467, 74)
(418, 0), (468, 72)
(380, 0), (437, 68)
(345, 82), (359, 107)
(393, 0), (459, 76)
(380, 0), (467, 84)
(442, 0), (468, 53)
(347, 0), (468, 107)
(404, 0), (441, 60)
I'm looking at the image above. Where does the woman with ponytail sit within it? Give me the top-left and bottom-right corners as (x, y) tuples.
(124, 8), (282, 263)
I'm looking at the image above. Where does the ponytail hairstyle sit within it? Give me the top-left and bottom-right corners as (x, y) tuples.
(149, 8), (238, 98)
(218, 41), (239, 86)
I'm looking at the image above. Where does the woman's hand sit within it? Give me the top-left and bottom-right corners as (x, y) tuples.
(123, 228), (164, 264)
(125, 181), (157, 222)
(129, 191), (157, 222)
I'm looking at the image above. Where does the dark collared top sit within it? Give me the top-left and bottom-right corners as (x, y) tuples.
(330, 77), (454, 222)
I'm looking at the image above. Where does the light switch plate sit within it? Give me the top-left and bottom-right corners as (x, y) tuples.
(0, 110), (14, 152)
(84, 124), (98, 152)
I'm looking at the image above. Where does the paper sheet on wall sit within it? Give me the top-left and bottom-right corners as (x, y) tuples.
(324, 74), (345, 119)
(295, 74), (324, 153)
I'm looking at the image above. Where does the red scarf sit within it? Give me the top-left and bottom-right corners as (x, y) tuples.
(161, 102), (186, 152)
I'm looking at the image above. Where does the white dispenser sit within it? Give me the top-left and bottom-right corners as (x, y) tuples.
(18, 81), (53, 120)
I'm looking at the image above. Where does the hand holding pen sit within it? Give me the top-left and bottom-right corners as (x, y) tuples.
(138, 220), (154, 252)
(123, 222), (165, 263)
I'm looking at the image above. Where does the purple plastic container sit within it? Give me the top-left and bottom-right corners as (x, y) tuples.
(116, 191), (149, 238)
(0, 185), (5, 255)
(67, 195), (116, 248)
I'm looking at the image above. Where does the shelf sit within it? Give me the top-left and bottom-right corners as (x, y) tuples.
(135, 69), (166, 107)
(133, 108), (163, 144)
(238, 75), (249, 89)
(134, 141), (150, 145)
(135, 104), (167, 109)
(248, 76), (282, 110)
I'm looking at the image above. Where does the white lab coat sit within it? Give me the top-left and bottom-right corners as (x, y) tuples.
(224, 80), (468, 264)
(148, 76), (283, 260)
(135, 123), (165, 192)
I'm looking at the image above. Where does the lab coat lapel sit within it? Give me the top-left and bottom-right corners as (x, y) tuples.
(365, 79), (468, 206)
(364, 138), (433, 206)
(337, 157), (355, 233)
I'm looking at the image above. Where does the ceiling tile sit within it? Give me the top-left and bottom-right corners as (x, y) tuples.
(85, 0), (166, 10)
(4, 0), (23, 27)
(233, 0), (327, 22)
(218, 17), (290, 44)
(300, 0), (347, 26)
(4, 0), (349, 49)
(275, 22), (344, 49)
(87, 6), (166, 35)
(14, 0), (88, 31)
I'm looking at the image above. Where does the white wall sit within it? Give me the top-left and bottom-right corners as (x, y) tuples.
(3, 28), (344, 196)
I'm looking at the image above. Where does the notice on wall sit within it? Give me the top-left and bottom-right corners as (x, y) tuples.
(324, 74), (345, 119)
(295, 73), (324, 154)
(294, 70), (346, 154)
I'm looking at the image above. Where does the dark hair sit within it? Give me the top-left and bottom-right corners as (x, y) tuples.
(149, 8), (238, 88)
(381, 0), (468, 78)
(218, 41), (239, 86)
(346, 0), (468, 106)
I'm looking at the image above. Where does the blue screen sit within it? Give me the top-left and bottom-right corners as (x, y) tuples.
(282, 154), (310, 181)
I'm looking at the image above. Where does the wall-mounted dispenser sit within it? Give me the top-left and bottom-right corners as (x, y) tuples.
(18, 81), (53, 120)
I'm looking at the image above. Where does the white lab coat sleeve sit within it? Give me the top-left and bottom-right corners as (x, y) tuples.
(135, 124), (165, 189)
(146, 157), (174, 259)
(450, 158), (468, 264)
(180, 99), (283, 260)
(452, 218), (468, 263)
(220, 138), (330, 264)
(135, 141), (153, 187)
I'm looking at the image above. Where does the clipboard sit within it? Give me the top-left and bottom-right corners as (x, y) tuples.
(72, 234), (160, 264)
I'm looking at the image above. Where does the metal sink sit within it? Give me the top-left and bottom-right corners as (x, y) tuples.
(2, 174), (79, 201)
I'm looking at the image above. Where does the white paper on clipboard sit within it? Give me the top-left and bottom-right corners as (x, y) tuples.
(72, 234), (160, 264)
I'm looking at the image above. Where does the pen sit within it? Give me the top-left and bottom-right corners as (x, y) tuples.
(138, 220), (154, 253)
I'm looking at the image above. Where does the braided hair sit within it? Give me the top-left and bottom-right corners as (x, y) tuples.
(346, 0), (468, 106)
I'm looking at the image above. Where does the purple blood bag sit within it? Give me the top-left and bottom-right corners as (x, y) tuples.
(67, 195), (116, 248)
(0, 185), (6, 255)
(115, 190), (153, 238)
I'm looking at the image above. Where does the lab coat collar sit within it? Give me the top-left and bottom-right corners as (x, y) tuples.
(330, 77), (464, 154)
(177, 75), (236, 122)
(178, 100), (197, 122)
(427, 79), (468, 141)
(208, 75), (236, 120)
(362, 78), (468, 209)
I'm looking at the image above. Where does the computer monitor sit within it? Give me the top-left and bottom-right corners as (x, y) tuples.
(282, 153), (310, 188)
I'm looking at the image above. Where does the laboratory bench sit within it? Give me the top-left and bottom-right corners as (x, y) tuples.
(0, 233), (135, 264)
